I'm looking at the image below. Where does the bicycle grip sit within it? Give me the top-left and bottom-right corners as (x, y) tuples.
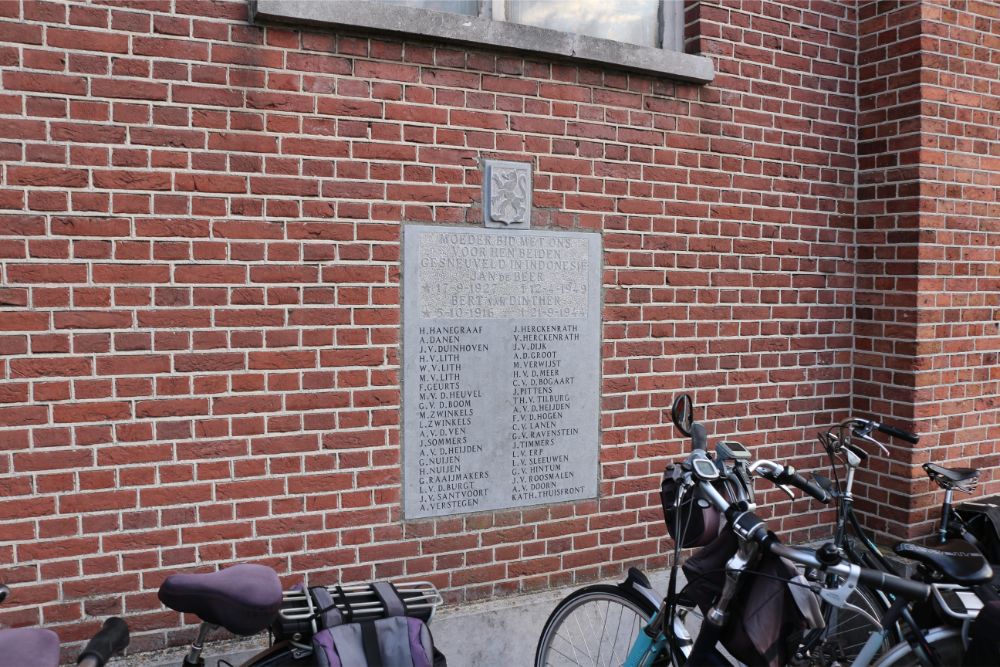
(857, 569), (930, 602)
(691, 423), (708, 451)
(786, 470), (830, 504)
(772, 466), (829, 503)
(77, 617), (129, 667)
(877, 422), (919, 444)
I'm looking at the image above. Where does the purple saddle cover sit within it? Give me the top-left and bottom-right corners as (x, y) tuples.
(0, 627), (60, 667)
(158, 563), (282, 636)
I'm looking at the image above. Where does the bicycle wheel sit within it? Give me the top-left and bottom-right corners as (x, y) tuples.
(535, 584), (658, 667)
(823, 586), (890, 663)
(873, 626), (964, 667)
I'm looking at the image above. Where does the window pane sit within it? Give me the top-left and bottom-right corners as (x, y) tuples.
(506, 0), (660, 48)
(374, 0), (479, 16)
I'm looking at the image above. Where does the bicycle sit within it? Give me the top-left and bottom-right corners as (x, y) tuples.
(0, 584), (130, 667)
(156, 563), (443, 666)
(535, 394), (994, 667)
(809, 418), (997, 621)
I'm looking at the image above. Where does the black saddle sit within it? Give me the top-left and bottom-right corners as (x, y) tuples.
(894, 539), (993, 585)
(158, 564), (282, 635)
(924, 462), (979, 492)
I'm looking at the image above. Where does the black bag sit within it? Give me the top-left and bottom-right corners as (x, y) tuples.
(682, 531), (823, 667)
(954, 496), (1000, 563)
(661, 465), (749, 549)
(963, 600), (1000, 667)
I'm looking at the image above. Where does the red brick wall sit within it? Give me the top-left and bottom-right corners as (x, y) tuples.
(909, 0), (1000, 534)
(853, 1), (924, 535)
(853, 0), (1000, 539)
(2, 0), (990, 657)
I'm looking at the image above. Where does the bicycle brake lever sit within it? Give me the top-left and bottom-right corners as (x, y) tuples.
(818, 563), (861, 609)
(857, 433), (890, 456)
(776, 484), (795, 499)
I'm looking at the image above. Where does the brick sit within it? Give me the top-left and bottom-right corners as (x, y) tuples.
(51, 217), (131, 237)
(174, 173), (246, 193)
(247, 351), (316, 370)
(92, 170), (172, 191)
(207, 132), (278, 153)
(135, 398), (208, 418)
(91, 78), (168, 100)
(3, 71), (85, 95)
(174, 352), (245, 372)
(96, 354), (170, 375)
(7, 166), (88, 188)
(131, 127), (205, 149)
(54, 311), (133, 329)
(53, 401), (131, 423)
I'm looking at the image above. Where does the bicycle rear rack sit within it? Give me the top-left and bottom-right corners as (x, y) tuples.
(276, 581), (443, 638)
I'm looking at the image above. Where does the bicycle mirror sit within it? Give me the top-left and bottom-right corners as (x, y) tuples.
(671, 393), (694, 437)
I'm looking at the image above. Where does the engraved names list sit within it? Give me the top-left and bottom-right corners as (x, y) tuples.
(402, 225), (601, 519)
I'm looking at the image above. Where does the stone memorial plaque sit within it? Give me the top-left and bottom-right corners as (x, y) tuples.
(402, 225), (601, 519)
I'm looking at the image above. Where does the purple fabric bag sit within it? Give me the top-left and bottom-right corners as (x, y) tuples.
(312, 616), (435, 667)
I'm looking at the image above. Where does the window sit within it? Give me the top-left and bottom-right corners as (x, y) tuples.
(503, 0), (663, 49)
(372, 0), (681, 51)
(254, 0), (713, 83)
(377, 0), (479, 16)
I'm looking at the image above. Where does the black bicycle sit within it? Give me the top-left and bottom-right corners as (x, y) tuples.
(534, 394), (943, 667)
(802, 416), (997, 665)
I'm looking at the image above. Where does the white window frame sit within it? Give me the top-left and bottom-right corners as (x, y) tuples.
(252, 0), (713, 83)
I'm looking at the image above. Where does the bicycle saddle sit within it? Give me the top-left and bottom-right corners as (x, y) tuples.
(923, 462), (979, 492)
(158, 564), (282, 636)
(894, 539), (993, 585)
(0, 627), (60, 667)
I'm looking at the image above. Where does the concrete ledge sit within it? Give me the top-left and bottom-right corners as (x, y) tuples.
(252, 0), (714, 83)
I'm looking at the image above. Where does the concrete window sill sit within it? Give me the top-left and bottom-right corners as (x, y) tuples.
(252, 0), (715, 84)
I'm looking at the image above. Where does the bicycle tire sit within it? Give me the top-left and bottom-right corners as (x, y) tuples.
(535, 584), (659, 667)
(872, 626), (964, 667)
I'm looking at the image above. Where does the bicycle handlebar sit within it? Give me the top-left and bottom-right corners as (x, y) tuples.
(77, 617), (129, 667)
(691, 423), (708, 451)
(695, 475), (931, 603)
(767, 542), (930, 602)
(752, 461), (830, 504)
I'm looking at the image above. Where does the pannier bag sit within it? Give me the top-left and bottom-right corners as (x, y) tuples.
(954, 495), (1000, 563)
(311, 581), (446, 667)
